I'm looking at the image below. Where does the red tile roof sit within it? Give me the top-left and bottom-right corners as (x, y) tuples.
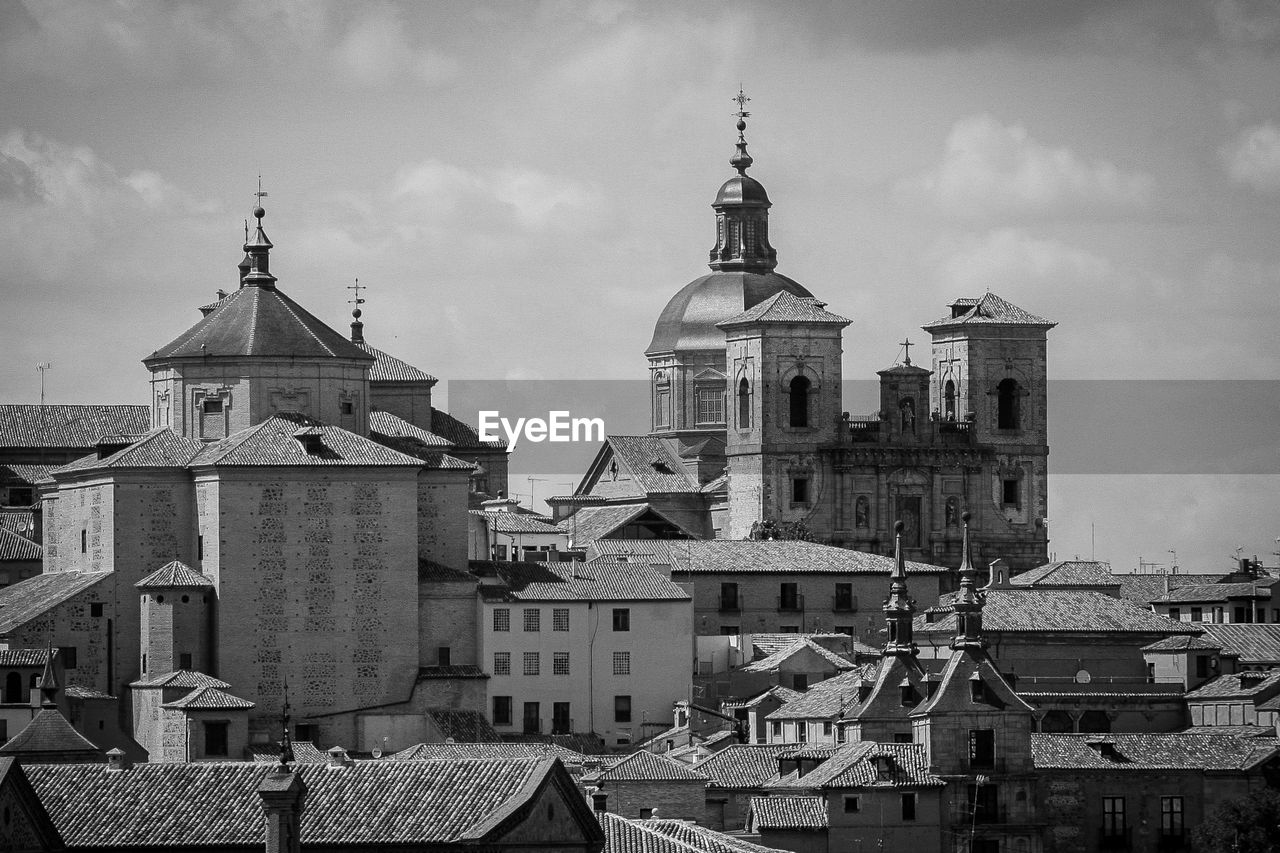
(592, 749), (708, 782)
(161, 685), (254, 710)
(0, 572), (113, 634)
(0, 648), (51, 667)
(1141, 635), (1222, 652)
(718, 291), (851, 328)
(770, 741), (944, 790)
(369, 410), (453, 447)
(0, 708), (101, 758)
(130, 670), (231, 690)
(766, 667), (878, 721)
(0, 405), (150, 449)
(473, 559), (690, 602)
(1199, 624), (1280, 664)
(920, 588), (1199, 634)
(0, 527), (41, 561)
(392, 741), (587, 765)
(472, 510), (564, 535)
(922, 292), (1055, 330)
(1011, 560), (1117, 587)
(1031, 733), (1280, 771)
(430, 410), (506, 450)
(1185, 670), (1280, 700)
(136, 560), (213, 589)
(740, 638), (859, 675)
(189, 414), (424, 467)
(356, 342), (437, 383)
(600, 813), (782, 853)
(604, 436), (701, 494)
(747, 796), (827, 830)
(695, 744), (795, 789)
(674, 541), (950, 576)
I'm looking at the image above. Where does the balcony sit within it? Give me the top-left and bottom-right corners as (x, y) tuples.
(845, 418), (880, 443)
(832, 595), (858, 612)
(1098, 828), (1132, 850)
(777, 594), (805, 613)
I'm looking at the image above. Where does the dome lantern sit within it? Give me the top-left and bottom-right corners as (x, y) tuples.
(709, 90), (777, 273)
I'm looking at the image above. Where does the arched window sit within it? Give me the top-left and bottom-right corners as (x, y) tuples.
(997, 378), (1020, 430)
(4, 672), (21, 704)
(944, 380), (956, 420)
(737, 378), (751, 429)
(789, 376), (810, 428)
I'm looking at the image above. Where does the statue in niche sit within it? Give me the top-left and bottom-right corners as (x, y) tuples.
(945, 496), (959, 527)
(854, 496), (870, 529)
(900, 398), (916, 434)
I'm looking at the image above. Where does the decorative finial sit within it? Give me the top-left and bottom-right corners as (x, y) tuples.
(277, 678), (295, 771)
(899, 338), (913, 366)
(951, 510), (988, 651)
(882, 520), (917, 657)
(348, 278), (366, 343)
(244, 219), (250, 243)
(254, 177), (268, 219)
(729, 88), (753, 175)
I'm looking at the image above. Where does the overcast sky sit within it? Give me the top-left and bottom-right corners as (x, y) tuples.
(1, 1), (1278, 573)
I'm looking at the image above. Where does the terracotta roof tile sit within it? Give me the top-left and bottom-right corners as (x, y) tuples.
(0, 527), (41, 561)
(430, 410), (506, 449)
(1199, 624), (1280, 664)
(356, 342), (437, 383)
(695, 744), (795, 789)
(472, 559), (690, 602)
(604, 436), (701, 494)
(766, 667), (878, 720)
(1141, 635), (1222, 652)
(368, 410), (453, 447)
(624, 817), (783, 853)
(747, 796), (827, 830)
(723, 685), (803, 710)
(248, 740), (328, 763)
(0, 648), (51, 667)
(772, 742), (943, 790)
(0, 709), (100, 757)
(586, 539), (682, 568)
(0, 405), (150, 449)
(136, 560), (214, 589)
(1115, 574), (1227, 606)
(0, 572), (113, 634)
(189, 414), (423, 467)
(1185, 670), (1280, 700)
(718, 291), (851, 328)
(393, 741), (587, 765)
(1011, 560), (1117, 587)
(0, 510), (36, 536)
(922, 292), (1055, 331)
(425, 710), (500, 742)
(1031, 733), (1280, 771)
(674, 541), (950, 576)
(161, 685), (255, 710)
(740, 638), (859, 675)
(130, 670), (231, 690)
(593, 750), (708, 782)
(1151, 580), (1277, 603)
(919, 589), (1199, 634)
(0, 465), (55, 486)
(472, 510), (564, 535)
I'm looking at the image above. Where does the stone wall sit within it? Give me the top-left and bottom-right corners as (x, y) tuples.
(599, 779), (707, 823)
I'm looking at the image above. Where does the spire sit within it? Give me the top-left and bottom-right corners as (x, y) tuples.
(882, 520), (918, 657)
(237, 220), (253, 287)
(708, 89), (778, 273)
(39, 644), (59, 708)
(243, 184), (277, 290)
(950, 511), (988, 652)
(348, 278), (366, 343)
(277, 679), (295, 770)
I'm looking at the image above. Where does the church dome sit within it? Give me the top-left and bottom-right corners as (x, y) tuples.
(714, 174), (770, 207)
(645, 270), (812, 355)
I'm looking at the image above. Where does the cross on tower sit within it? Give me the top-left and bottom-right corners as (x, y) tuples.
(899, 337), (914, 366)
(347, 277), (366, 308)
(732, 87), (751, 118)
(255, 175), (268, 205)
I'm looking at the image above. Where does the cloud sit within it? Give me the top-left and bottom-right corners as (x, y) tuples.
(929, 228), (1117, 296)
(895, 114), (1155, 221)
(331, 5), (458, 89)
(1220, 122), (1280, 191)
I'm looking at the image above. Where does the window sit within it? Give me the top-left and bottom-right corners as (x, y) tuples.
(796, 723), (807, 743)
(202, 398), (224, 414)
(835, 625), (854, 636)
(90, 602), (104, 618)
(523, 702), (541, 734)
(6, 487), (33, 506)
(204, 722), (229, 756)
(523, 652), (540, 676)
(779, 582), (800, 611)
(854, 495), (870, 528)
(843, 795), (860, 813)
(834, 582), (854, 611)
(780, 625), (800, 633)
(493, 696), (512, 726)
(1191, 607), (1202, 622)
(720, 582), (740, 611)
(3, 673), (20, 703)
(720, 625), (739, 635)
(493, 608), (510, 632)
(1002, 478), (1019, 506)
(901, 793), (917, 821)
(1146, 662), (1156, 683)
(969, 728), (995, 769)
(1213, 607), (1224, 623)
(553, 702), (571, 735)
(523, 608), (540, 632)
(737, 378), (751, 428)
(340, 400), (354, 415)
(612, 608), (631, 631)
(696, 388), (724, 425)
(554, 652), (570, 675)
(59, 647), (77, 670)
(294, 724), (316, 743)
(553, 608), (569, 631)
(1234, 606), (1247, 623)
(1102, 796), (1126, 839)
(613, 651), (630, 675)
(771, 720), (782, 739)
(944, 379), (956, 420)
(792, 478), (809, 504)
(793, 673), (808, 691)
(615, 695), (632, 723)
(81, 529), (87, 553)
(822, 721), (833, 737)
(494, 544), (508, 560)
(0, 720), (6, 741)
(893, 732), (912, 743)
(179, 653), (192, 670)
(997, 378), (1020, 429)
(493, 652), (511, 675)
(1170, 607), (1182, 621)
(968, 784), (999, 823)
(1195, 655), (1210, 679)
(1160, 796), (1184, 838)
(789, 376), (811, 427)
(437, 646), (450, 667)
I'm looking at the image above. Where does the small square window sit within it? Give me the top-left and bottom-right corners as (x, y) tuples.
(523, 608), (541, 632)
(612, 608), (630, 631)
(58, 646), (77, 669)
(493, 608), (510, 632)
(553, 608), (569, 631)
(201, 398), (224, 414)
(843, 795), (860, 813)
(204, 721), (228, 756)
(554, 652), (570, 675)
(493, 652), (511, 675)
(437, 646), (450, 667)
(493, 696), (512, 726)
(178, 652), (192, 670)
(771, 720), (782, 738)
(613, 651), (631, 675)
(523, 651), (540, 676)
(90, 603), (104, 618)
(340, 401), (354, 415)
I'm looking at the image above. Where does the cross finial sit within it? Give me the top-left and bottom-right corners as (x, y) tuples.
(899, 337), (913, 366)
(733, 87), (751, 117)
(255, 175), (268, 203)
(347, 277), (366, 307)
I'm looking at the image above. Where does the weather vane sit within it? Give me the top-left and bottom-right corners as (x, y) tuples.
(348, 278), (366, 308)
(255, 175), (268, 205)
(732, 87), (751, 118)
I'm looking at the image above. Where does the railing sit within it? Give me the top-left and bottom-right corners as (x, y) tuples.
(777, 595), (805, 613)
(846, 419), (880, 443)
(1098, 828), (1132, 850)
(832, 595), (858, 612)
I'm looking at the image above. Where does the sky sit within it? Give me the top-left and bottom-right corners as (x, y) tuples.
(1, 0), (1278, 573)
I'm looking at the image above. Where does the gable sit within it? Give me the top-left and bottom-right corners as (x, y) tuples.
(578, 443), (646, 500)
(483, 764), (604, 849)
(0, 759), (63, 853)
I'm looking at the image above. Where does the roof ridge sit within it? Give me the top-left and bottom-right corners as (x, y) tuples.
(272, 289), (336, 357)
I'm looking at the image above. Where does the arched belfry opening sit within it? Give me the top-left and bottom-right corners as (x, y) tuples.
(997, 378), (1020, 430)
(737, 377), (751, 429)
(944, 379), (956, 420)
(789, 375), (810, 428)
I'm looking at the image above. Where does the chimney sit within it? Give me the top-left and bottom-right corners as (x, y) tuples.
(105, 747), (130, 772)
(259, 767), (307, 853)
(591, 790), (608, 813)
(326, 745), (352, 769)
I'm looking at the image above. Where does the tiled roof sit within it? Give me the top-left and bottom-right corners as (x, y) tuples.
(356, 341), (437, 383)
(0, 510), (36, 536)
(0, 572), (113, 634)
(593, 749), (708, 782)
(0, 709), (100, 757)
(587, 539), (682, 568)
(431, 409), (506, 449)
(501, 731), (611, 755)
(25, 757), (576, 847)
(472, 559), (690, 602)
(0, 404), (149, 449)
(1181, 725), (1276, 738)
(695, 744), (795, 789)
(146, 285), (374, 364)
(1141, 635), (1222, 652)
(136, 560), (214, 589)
(740, 638), (859, 675)
(417, 664), (487, 679)
(1116, 573), (1227, 606)
(911, 649), (1030, 716)
(602, 815), (783, 853)
(50, 429), (206, 476)
(419, 559), (475, 583)
(64, 685), (115, 701)
(563, 504), (650, 542)
(368, 410), (453, 447)
(718, 291), (851, 328)
(0, 648), (51, 667)
(701, 472), (728, 494)
(1151, 581), (1276, 603)
(248, 740), (328, 764)
(673, 540), (950, 576)
(1011, 560), (1117, 587)
(130, 670), (231, 690)
(393, 741), (587, 765)
(0, 527), (41, 561)
(779, 742), (942, 790)
(922, 292), (1055, 330)
(1185, 670), (1280, 701)
(161, 685), (255, 710)
(189, 414), (424, 467)
(1031, 733), (1280, 771)
(766, 667), (878, 720)
(919, 589), (1199, 634)
(472, 510), (564, 535)
(426, 710), (500, 742)
(750, 634), (862, 659)
(0, 464), (55, 485)
(723, 685), (803, 710)
(606, 436), (701, 494)
(1200, 624), (1280, 664)
(747, 796), (828, 830)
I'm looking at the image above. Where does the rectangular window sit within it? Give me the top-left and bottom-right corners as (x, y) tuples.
(197, 535), (204, 560)
(613, 651), (630, 675)
(1214, 607), (1224, 623)
(615, 695), (632, 723)
(1195, 656), (1209, 679)
(843, 795), (860, 813)
(792, 478), (809, 504)
(612, 608), (631, 631)
(59, 647), (77, 670)
(553, 608), (569, 631)
(494, 544), (508, 560)
(178, 652), (192, 670)
(81, 530), (87, 553)
(437, 646), (450, 667)
(720, 582), (740, 611)
(202, 398), (224, 414)
(822, 721), (832, 737)
(1160, 796), (1184, 838)
(90, 602), (104, 618)
(780, 625), (800, 633)
(1102, 796), (1126, 838)
(554, 651), (570, 675)
(1190, 607), (1202, 622)
(523, 702), (540, 734)
(968, 728), (995, 768)
(771, 720), (782, 739)
(493, 608), (510, 632)
(835, 625), (854, 636)
(779, 582), (800, 611)
(340, 400), (354, 415)
(901, 793), (916, 821)
(796, 723), (807, 743)
(523, 608), (540, 632)
(294, 724), (316, 743)
(792, 673), (808, 691)
(968, 784), (999, 823)
(1002, 479), (1019, 506)
(834, 582), (854, 611)
(1235, 606), (1247, 623)
(204, 721), (228, 756)
(493, 696), (512, 726)
(493, 652), (511, 675)
(720, 625), (739, 635)
(695, 388), (724, 424)
(553, 701), (571, 735)
(523, 651), (540, 676)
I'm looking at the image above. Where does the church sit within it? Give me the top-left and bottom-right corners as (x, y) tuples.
(558, 102), (1054, 573)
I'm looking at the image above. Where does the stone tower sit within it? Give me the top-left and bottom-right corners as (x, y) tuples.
(721, 290), (850, 539)
(137, 560), (214, 678)
(924, 293), (1055, 569)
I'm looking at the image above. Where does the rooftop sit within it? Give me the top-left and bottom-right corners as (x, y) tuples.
(672, 540), (950, 576)
(1185, 670), (1280, 701)
(922, 292), (1055, 331)
(765, 667), (878, 721)
(0, 527), (41, 562)
(1199, 624), (1280, 664)
(472, 559), (690, 602)
(920, 588), (1199, 635)
(717, 291), (851, 328)
(0, 404), (149, 449)
(189, 413), (424, 467)
(136, 560), (214, 589)
(747, 796), (827, 831)
(1031, 733), (1280, 771)
(0, 708), (101, 757)
(0, 572), (113, 634)
(356, 341), (437, 383)
(696, 744), (796, 790)
(592, 749), (708, 782)
(600, 813), (783, 853)
(740, 638), (860, 676)
(1011, 560), (1118, 588)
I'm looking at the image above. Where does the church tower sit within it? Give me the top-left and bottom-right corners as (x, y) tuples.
(924, 294), (1055, 569)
